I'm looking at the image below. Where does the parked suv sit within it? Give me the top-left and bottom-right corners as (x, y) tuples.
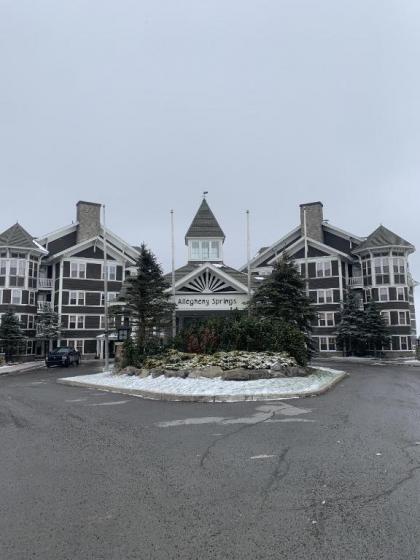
(46, 347), (81, 368)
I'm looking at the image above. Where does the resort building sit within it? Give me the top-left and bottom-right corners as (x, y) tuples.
(246, 202), (417, 356)
(166, 198), (256, 330)
(0, 201), (139, 358)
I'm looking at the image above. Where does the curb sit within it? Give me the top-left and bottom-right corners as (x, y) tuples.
(57, 371), (349, 402)
(0, 363), (45, 377)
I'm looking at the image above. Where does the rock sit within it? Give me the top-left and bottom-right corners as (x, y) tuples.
(120, 366), (143, 377)
(222, 368), (253, 381)
(271, 361), (289, 372)
(283, 366), (311, 377)
(150, 368), (165, 378)
(189, 366), (223, 379)
(164, 369), (190, 379)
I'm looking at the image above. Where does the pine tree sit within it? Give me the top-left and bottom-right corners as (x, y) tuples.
(335, 291), (366, 355)
(123, 243), (175, 355)
(35, 304), (62, 353)
(363, 300), (389, 355)
(0, 311), (25, 361)
(248, 253), (315, 333)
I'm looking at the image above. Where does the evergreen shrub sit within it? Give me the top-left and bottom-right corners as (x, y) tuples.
(174, 315), (308, 366)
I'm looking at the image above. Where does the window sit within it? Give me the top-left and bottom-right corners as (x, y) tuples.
(381, 311), (390, 326)
(316, 261), (332, 278)
(100, 315), (115, 329)
(397, 287), (405, 301)
(318, 312), (335, 326)
(374, 257), (390, 285)
(70, 262), (86, 279)
(362, 259), (372, 286)
(317, 289), (333, 304)
(400, 336), (408, 351)
(28, 315), (34, 329)
(191, 241), (200, 259)
(29, 291), (35, 306)
(189, 240), (222, 261)
(69, 291), (85, 306)
(201, 241), (209, 259)
(210, 241), (220, 259)
(68, 340), (84, 354)
(393, 257), (406, 284)
(104, 264), (117, 281)
(69, 315), (84, 329)
(398, 311), (410, 326)
(319, 337), (336, 351)
(101, 292), (118, 306)
(12, 289), (22, 305)
(0, 260), (6, 276)
(379, 287), (389, 302)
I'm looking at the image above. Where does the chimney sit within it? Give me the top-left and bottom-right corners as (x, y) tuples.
(300, 201), (324, 243)
(76, 201), (102, 243)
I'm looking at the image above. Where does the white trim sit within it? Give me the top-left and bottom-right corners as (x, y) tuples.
(168, 263), (249, 294)
(36, 223), (78, 245)
(242, 226), (301, 271)
(322, 223), (364, 243)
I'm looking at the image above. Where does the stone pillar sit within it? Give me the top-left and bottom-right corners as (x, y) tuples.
(300, 202), (324, 243)
(76, 201), (101, 243)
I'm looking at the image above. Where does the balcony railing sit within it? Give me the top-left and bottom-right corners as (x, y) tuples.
(348, 277), (363, 288)
(38, 278), (53, 289)
(37, 302), (53, 312)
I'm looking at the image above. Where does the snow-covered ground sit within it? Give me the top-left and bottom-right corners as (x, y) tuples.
(0, 361), (44, 374)
(59, 367), (347, 401)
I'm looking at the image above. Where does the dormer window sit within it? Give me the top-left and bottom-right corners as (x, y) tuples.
(189, 240), (222, 261)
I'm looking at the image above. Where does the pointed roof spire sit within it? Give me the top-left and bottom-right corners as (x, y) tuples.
(0, 223), (35, 249)
(185, 199), (225, 244)
(353, 225), (414, 253)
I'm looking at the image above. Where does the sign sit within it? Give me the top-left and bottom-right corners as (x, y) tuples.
(174, 294), (249, 311)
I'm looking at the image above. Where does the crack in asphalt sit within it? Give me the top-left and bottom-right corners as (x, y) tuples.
(199, 411), (276, 468)
(259, 446), (290, 510)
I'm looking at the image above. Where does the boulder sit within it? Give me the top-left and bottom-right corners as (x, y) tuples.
(283, 366), (311, 377)
(119, 366), (143, 377)
(189, 366), (223, 379)
(150, 368), (165, 378)
(222, 368), (253, 381)
(271, 361), (290, 372)
(164, 369), (190, 379)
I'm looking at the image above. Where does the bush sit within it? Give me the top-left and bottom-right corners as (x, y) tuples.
(174, 315), (308, 366)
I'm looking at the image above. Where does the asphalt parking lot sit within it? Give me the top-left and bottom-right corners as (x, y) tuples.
(1, 361), (419, 559)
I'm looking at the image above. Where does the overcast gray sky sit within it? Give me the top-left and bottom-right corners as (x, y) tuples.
(1, 0), (419, 325)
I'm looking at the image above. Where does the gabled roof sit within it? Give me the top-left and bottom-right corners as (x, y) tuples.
(353, 225), (414, 253)
(185, 199), (225, 243)
(0, 223), (47, 253)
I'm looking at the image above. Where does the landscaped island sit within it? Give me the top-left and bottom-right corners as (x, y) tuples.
(117, 349), (312, 380)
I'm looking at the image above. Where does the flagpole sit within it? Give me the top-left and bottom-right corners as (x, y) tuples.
(103, 204), (109, 371)
(246, 210), (251, 314)
(171, 210), (176, 339)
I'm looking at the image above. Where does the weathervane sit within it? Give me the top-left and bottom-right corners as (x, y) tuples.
(203, 191), (208, 199)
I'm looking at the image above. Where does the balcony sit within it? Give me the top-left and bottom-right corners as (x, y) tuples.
(38, 278), (53, 289)
(37, 301), (53, 312)
(348, 277), (363, 289)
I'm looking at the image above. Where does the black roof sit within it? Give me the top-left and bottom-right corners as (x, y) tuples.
(165, 262), (258, 288)
(353, 225), (414, 253)
(185, 199), (225, 243)
(0, 223), (43, 251)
